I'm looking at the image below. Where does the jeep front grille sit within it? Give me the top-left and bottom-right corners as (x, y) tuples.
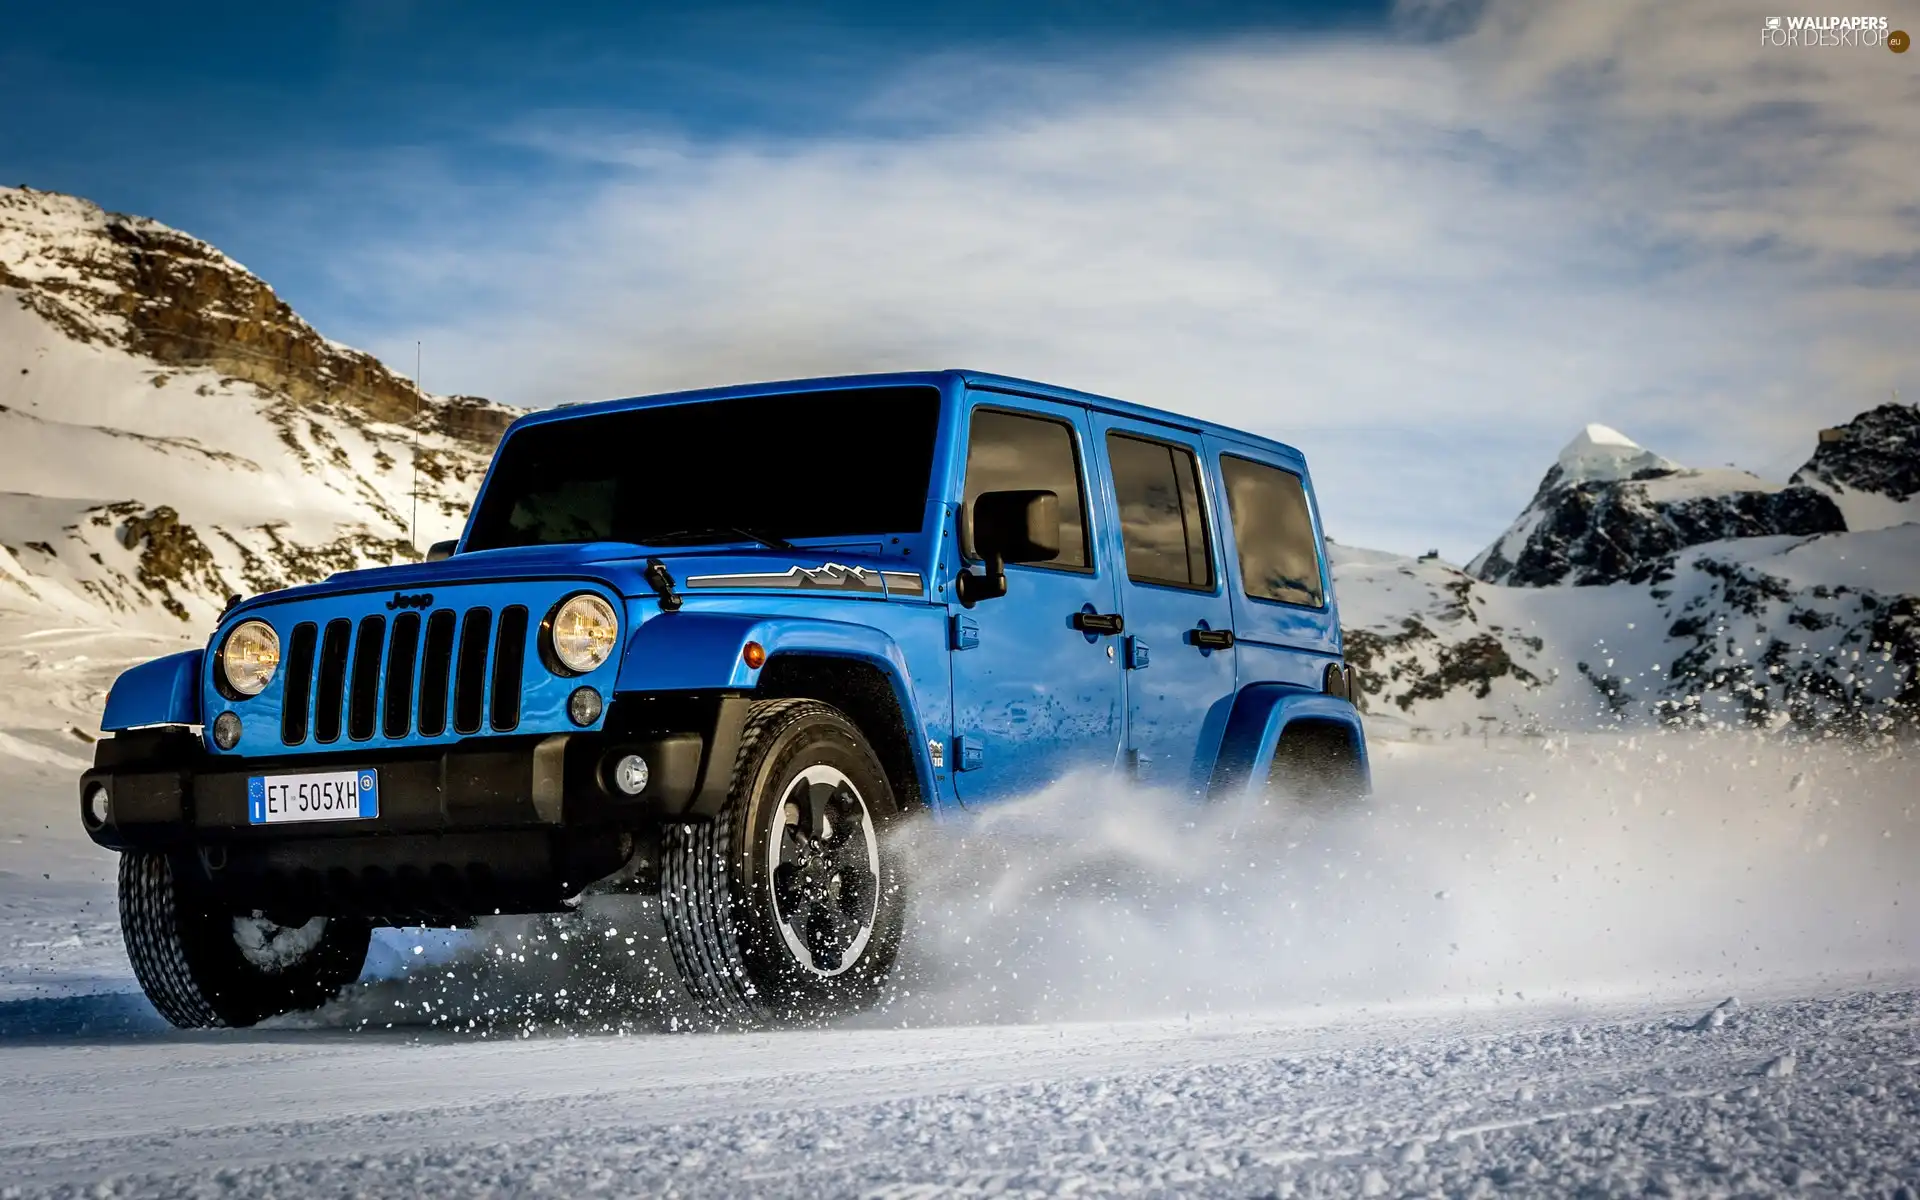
(281, 605), (528, 746)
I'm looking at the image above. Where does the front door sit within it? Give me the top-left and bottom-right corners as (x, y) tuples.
(949, 397), (1125, 804)
(1090, 415), (1237, 793)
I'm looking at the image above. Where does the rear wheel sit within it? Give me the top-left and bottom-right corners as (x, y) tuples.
(659, 699), (903, 1026)
(119, 851), (372, 1028)
(1268, 722), (1368, 806)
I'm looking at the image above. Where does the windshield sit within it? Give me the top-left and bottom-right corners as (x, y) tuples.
(464, 386), (941, 552)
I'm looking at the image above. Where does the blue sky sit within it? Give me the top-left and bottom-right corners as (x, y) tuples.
(5, 0), (1915, 559)
(5, 2), (1381, 277)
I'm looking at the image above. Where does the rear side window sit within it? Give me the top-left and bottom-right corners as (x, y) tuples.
(1219, 455), (1324, 607)
(1107, 433), (1212, 589)
(963, 408), (1090, 570)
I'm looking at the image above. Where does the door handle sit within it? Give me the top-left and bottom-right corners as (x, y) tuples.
(1070, 611), (1125, 636)
(1189, 627), (1235, 650)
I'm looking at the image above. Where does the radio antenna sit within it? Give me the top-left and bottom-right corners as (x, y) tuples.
(411, 340), (422, 557)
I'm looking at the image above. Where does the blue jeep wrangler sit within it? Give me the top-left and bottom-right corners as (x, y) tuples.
(80, 371), (1366, 1027)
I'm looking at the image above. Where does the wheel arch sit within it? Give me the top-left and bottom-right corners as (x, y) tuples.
(756, 653), (929, 814)
(616, 611), (935, 813)
(1208, 683), (1370, 799)
(102, 650), (204, 731)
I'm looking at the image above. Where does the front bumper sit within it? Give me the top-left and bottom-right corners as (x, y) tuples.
(78, 724), (713, 921)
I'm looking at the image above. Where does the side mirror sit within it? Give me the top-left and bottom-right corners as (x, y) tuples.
(956, 489), (1060, 606)
(425, 540), (458, 562)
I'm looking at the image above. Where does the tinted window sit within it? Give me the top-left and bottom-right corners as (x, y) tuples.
(1220, 455), (1324, 607)
(466, 387), (940, 550)
(963, 408), (1090, 570)
(1107, 433), (1212, 589)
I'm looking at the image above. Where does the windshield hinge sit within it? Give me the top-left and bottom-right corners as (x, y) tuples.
(645, 558), (683, 612)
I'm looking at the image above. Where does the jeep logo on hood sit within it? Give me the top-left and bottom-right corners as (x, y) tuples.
(386, 591), (434, 610)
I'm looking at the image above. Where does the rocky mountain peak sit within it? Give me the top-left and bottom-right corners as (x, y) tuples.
(1789, 402), (1920, 530)
(0, 186), (513, 451)
(1470, 424), (1843, 588)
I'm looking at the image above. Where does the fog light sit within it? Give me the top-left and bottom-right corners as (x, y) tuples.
(568, 686), (603, 726)
(83, 783), (110, 829)
(212, 711), (243, 750)
(613, 754), (650, 795)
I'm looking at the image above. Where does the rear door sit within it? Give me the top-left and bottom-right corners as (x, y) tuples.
(949, 396), (1126, 804)
(1090, 414), (1237, 792)
(1205, 440), (1340, 674)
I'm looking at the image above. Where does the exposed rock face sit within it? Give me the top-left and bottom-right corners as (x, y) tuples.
(1652, 533), (1920, 738)
(1791, 403), (1920, 525)
(1332, 544), (1552, 728)
(0, 186), (515, 451)
(1469, 426), (1845, 588)
(0, 186), (520, 628)
(1337, 527), (1920, 741)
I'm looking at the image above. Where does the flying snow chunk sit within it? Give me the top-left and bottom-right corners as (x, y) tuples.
(1691, 996), (1739, 1031)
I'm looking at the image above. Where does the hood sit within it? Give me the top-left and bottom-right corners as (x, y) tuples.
(229, 541), (932, 610)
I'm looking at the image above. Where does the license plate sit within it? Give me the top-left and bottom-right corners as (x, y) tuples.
(248, 769), (379, 826)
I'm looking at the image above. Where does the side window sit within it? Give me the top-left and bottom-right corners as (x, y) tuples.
(1219, 455), (1324, 607)
(963, 408), (1091, 570)
(1107, 432), (1213, 589)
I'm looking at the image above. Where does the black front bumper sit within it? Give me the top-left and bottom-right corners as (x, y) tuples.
(78, 724), (715, 922)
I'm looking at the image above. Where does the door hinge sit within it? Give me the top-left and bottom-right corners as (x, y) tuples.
(951, 614), (980, 651)
(955, 737), (984, 771)
(1125, 635), (1150, 670)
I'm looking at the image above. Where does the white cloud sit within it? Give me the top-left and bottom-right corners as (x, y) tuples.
(332, 0), (1919, 560)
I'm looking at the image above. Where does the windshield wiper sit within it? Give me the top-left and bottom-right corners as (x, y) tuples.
(641, 527), (796, 551)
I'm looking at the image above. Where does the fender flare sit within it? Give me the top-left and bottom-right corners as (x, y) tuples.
(615, 611), (935, 813)
(102, 650), (204, 732)
(1208, 683), (1370, 798)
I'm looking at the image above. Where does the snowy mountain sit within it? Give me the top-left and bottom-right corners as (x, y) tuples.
(0, 187), (515, 629)
(1467, 424), (1844, 588)
(1343, 412), (1920, 738)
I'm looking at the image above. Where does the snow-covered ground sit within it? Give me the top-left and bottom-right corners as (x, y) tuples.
(1, 639), (1914, 1196)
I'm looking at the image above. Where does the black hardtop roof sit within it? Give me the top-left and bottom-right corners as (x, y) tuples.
(502, 369), (1306, 465)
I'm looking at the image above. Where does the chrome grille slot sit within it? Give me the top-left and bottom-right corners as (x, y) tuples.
(383, 611), (422, 739)
(490, 606), (528, 732)
(255, 590), (558, 750)
(452, 607), (493, 735)
(347, 614), (386, 742)
(280, 622), (319, 746)
(417, 609), (456, 737)
(312, 618), (353, 744)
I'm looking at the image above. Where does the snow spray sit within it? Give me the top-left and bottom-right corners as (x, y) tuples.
(878, 732), (1917, 1023)
(308, 732), (1915, 1033)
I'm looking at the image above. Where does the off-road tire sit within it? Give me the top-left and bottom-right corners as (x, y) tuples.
(119, 850), (372, 1028)
(659, 699), (903, 1026)
(1268, 722), (1368, 807)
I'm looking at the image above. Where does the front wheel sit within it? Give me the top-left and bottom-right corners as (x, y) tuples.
(119, 851), (371, 1028)
(659, 699), (904, 1026)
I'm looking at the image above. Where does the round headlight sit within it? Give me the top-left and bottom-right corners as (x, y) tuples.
(220, 619), (280, 697)
(547, 594), (618, 675)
